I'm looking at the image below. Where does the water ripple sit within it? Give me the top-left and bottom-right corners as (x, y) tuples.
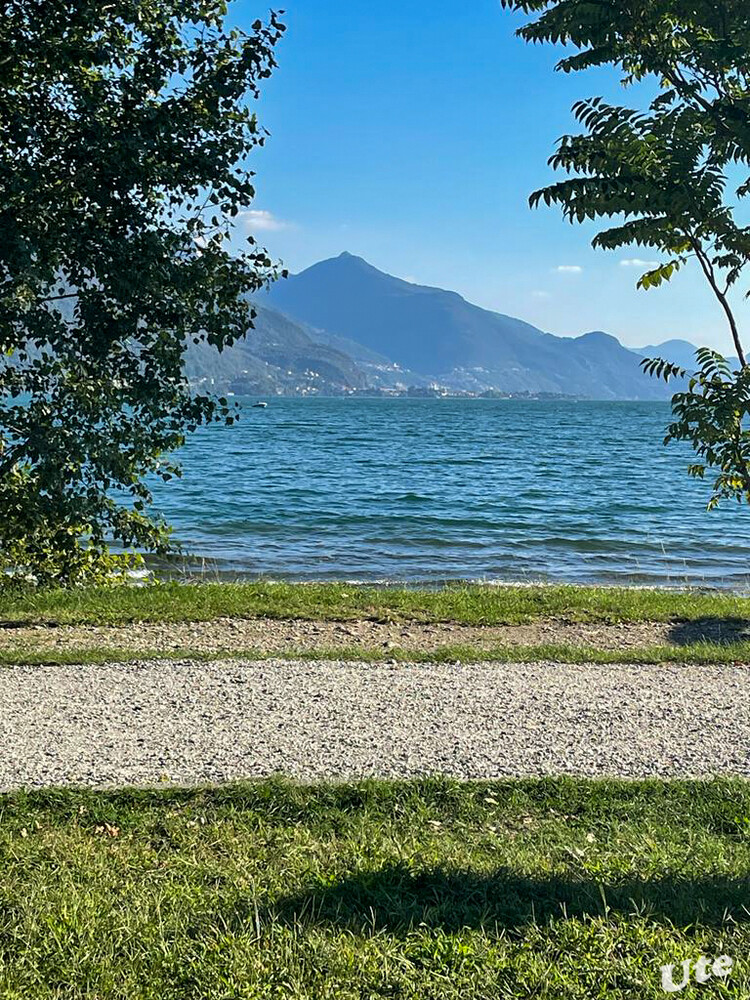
(149, 398), (750, 589)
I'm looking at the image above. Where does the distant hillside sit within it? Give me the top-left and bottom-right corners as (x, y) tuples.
(636, 339), (740, 372)
(301, 324), (434, 388)
(268, 252), (674, 399)
(184, 304), (368, 395)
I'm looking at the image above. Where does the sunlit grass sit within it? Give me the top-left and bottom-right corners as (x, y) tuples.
(1, 580), (749, 626)
(1, 776), (750, 998)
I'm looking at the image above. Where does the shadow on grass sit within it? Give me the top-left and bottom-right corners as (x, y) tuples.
(266, 864), (750, 933)
(668, 617), (750, 646)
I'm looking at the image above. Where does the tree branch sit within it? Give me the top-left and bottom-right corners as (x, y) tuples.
(40, 293), (78, 304)
(689, 237), (747, 367)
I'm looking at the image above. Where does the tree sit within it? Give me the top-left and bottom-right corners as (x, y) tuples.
(0, 1), (285, 585)
(500, 0), (750, 508)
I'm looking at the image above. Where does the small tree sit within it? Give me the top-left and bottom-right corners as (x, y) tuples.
(501, 0), (750, 507)
(0, 2), (285, 585)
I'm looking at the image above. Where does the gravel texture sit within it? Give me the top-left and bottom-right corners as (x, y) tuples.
(0, 615), (734, 655)
(0, 658), (749, 789)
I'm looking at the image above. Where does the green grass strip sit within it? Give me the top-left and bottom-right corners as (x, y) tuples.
(1, 580), (750, 626)
(1, 640), (749, 666)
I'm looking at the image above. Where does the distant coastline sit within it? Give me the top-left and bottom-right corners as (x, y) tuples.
(191, 382), (586, 401)
(273, 388), (583, 400)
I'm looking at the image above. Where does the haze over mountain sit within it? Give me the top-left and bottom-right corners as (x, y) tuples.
(268, 253), (679, 399)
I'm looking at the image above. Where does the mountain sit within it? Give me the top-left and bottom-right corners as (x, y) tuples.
(184, 303), (368, 395)
(299, 324), (435, 388)
(637, 339), (700, 370)
(636, 339), (740, 371)
(268, 252), (672, 399)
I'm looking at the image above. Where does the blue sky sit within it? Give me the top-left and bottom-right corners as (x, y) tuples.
(234, 0), (747, 352)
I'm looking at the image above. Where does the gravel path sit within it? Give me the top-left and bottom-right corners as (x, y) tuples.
(1, 658), (748, 789)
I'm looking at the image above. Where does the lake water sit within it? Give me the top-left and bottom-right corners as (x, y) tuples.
(149, 397), (750, 590)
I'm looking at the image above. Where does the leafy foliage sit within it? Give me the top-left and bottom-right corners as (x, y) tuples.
(0, 2), (285, 585)
(500, 0), (750, 506)
(643, 348), (750, 507)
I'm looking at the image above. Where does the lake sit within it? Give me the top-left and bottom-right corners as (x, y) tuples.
(149, 397), (750, 589)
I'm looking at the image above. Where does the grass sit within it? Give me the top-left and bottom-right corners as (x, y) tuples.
(1, 579), (750, 627)
(1, 640), (750, 667)
(3, 579), (750, 665)
(2, 776), (750, 998)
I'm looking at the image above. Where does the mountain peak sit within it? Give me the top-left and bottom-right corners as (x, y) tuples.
(572, 331), (627, 357)
(266, 254), (673, 399)
(303, 251), (382, 276)
(335, 251), (370, 266)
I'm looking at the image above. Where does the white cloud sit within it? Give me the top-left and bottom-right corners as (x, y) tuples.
(620, 258), (659, 268)
(238, 209), (291, 232)
(554, 265), (583, 274)
(532, 290), (551, 299)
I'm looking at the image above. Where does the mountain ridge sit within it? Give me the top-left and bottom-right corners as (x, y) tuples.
(183, 253), (712, 398)
(267, 252), (680, 399)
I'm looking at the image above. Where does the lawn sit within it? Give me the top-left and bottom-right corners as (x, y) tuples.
(1, 579), (749, 627)
(1, 777), (750, 998)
